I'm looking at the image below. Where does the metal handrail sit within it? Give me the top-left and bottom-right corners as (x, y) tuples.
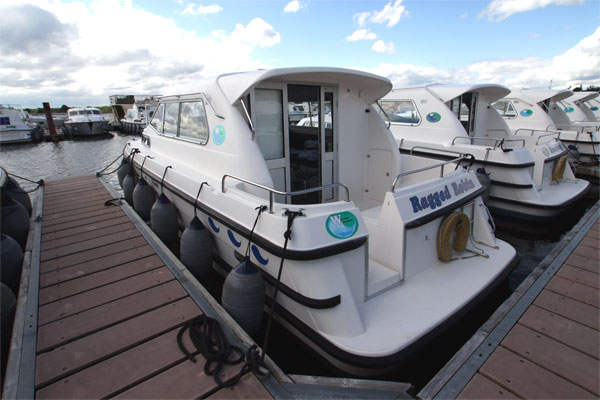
(409, 146), (465, 158)
(535, 132), (560, 145)
(450, 136), (525, 149)
(221, 174), (350, 213)
(240, 98), (255, 138)
(514, 128), (559, 136)
(391, 154), (472, 192)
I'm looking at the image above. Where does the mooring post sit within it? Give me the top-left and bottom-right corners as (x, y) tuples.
(42, 102), (57, 138)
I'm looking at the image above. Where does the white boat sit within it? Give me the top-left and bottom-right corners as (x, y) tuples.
(379, 84), (590, 220)
(29, 113), (67, 129)
(0, 104), (42, 144)
(63, 107), (110, 137)
(123, 67), (516, 375)
(495, 89), (600, 162)
(110, 95), (135, 129)
(120, 95), (161, 134)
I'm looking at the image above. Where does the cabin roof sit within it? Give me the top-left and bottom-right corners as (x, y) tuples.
(567, 91), (599, 103)
(216, 67), (392, 105)
(517, 89), (573, 104)
(426, 84), (510, 103)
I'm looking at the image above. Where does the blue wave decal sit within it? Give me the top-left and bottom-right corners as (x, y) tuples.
(252, 245), (269, 265)
(208, 217), (220, 233)
(227, 230), (242, 247)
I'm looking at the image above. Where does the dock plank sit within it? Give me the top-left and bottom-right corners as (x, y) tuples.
(41, 208), (123, 234)
(533, 289), (599, 329)
(564, 253), (600, 273)
(208, 373), (273, 399)
(41, 207), (125, 229)
(546, 275), (599, 307)
(35, 297), (202, 387)
(37, 280), (188, 352)
(501, 324), (599, 395)
(519, 305), (599, 358)
(480, 347), (596, 399)
(38, 255), (164, 305)
(40, 245), (155, 288)
(556, 264), (599, 289)
(42, 202), (117, 222)
(41, 221), (135, 251)
(40, 235), (147, 273)
(40, 228), (141, 261)
(36, 328), (198, 399)
(38, 267), (174, 325)
(41, 214), (131, 243)
(573, 243), (599, 260)
(457, 373), (518, 399)
(114, 356), (241, 399)
(43, 193), (114, 213)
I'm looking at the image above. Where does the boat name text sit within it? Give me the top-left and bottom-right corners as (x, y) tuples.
(409, 178), (476, 213)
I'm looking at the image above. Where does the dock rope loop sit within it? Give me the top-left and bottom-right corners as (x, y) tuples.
(160, 165), (172, 195)
(261, 209), (304, 359)
(244, 205), (268, 259)
(5, 172), (44, 193)
(177, 315), (269, 389)
(193, 182), (210, 218)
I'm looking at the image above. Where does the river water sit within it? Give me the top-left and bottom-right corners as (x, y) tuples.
(1, 131), (597, 392)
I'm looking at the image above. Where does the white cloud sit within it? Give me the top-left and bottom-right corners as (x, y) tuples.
(346, 29), (377, 41)
(0, 0), (279, 107)
(181, 3), (223, 15)
(366, 26), (600, 90)
(480, 0), (584, 21)
(231, 18), (281, 48)
(354, 0), (407, 28)
(284, 0), (305, 13)
(372, 40), (396, 54)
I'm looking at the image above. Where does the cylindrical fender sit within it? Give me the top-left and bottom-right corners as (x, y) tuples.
(437, 212), (470, 262)
(552, 155), (567, 182)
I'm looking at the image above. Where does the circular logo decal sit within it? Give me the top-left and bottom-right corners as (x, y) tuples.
(520, 109), (533, 117)
(564, 107), (574, 113)
(326, 211), (358, 239)
(542, 147), (550, 157)
(426, 112), (441, 123)
(591, 106), (599, 111)
(212, 125), (225, 145)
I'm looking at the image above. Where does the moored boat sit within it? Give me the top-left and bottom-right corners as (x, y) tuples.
(379, 84), (590, 220)
(495, 89), (600, 163)
(62, 107), (110, 137)
(0, 104), (42, 144)
(121, 67), (517, 376)
(120, 96), (161, 134)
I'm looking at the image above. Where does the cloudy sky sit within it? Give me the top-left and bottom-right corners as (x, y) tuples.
(1, 0), (598, 107)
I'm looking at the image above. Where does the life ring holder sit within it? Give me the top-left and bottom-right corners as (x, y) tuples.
(552, 155), (567, 182)
(437, 212), (470, 262)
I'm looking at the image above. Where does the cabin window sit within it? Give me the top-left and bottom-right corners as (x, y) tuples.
(492, 100), (517, 118)
(150, 103), (165, 133)
(179, 101), (209, 143)
(163, 102), (180, 136)
(92, 110), (101, 115)
(255, 89), (285, 160)
(378, 100), (421, 124)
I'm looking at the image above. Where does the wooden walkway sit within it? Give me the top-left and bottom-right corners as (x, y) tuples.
(420, 202), (600, 399)
(4, 175), (273, 399)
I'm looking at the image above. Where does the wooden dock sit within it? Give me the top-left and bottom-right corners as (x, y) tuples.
(419, 201), (600, 399)
(2, 175), (411, 400)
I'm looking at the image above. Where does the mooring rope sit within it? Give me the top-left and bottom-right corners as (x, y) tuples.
(4, 171), (44, 193)
(95, 143), (128, 177)
(177, 315), (269, 389)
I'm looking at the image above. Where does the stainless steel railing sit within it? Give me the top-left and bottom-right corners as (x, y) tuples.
(221, 174), (350, 213)
(391, 154), (473, 192)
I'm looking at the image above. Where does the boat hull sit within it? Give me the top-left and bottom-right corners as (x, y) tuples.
(0, 128), (41, 144)
(64, 121), (110, 137)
